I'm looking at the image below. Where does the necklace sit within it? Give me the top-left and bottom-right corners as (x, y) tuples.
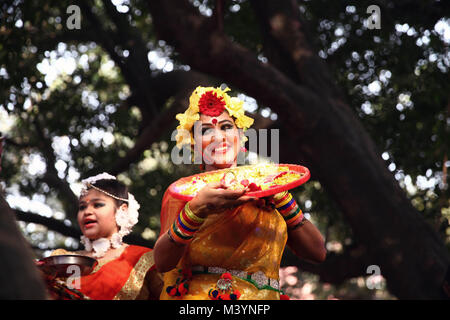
(80, 232), (123, 258)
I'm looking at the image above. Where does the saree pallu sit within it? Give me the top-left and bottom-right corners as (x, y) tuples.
(50, 245), (161, 300)
(159, 190), (288, 300)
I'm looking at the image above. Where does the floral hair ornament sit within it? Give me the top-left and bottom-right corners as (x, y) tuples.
(175, 86), (254, 148)
(79, 172), (140, 258)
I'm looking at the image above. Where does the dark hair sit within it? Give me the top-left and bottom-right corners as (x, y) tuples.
(83, 179), (128, 207)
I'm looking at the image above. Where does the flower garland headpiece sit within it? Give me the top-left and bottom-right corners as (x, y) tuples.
(79, 172), (140, 258)
(175, 86), (254, 148)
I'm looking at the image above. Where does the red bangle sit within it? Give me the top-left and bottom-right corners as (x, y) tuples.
(288, 215), (307, 230)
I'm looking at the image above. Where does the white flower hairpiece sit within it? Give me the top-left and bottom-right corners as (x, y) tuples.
(115, 193), (140, 237)
(80, 172), (117, 197)
(81, 172), (116, 185)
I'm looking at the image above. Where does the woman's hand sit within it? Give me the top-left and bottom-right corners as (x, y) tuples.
(189, 181), (257, 218)
(154, 182), (255, 272)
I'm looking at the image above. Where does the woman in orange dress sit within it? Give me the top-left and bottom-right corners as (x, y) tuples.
(45, 173), (162, 300)
(154, 86), (326, 300)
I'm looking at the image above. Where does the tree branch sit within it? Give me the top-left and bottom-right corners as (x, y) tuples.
(109, 69), (219, 174)
(146, 0), (322, 133)
(282, 244), (374, 285)
(3, 137), (32, 149)
(249, 0), (330, 89)
(79, 0), (159, 122)
(214, 0), (225, 32)
(14, 209), (155, 248)
(145, 0), (450, 298)
(31, 118), (79, 219)
(15, 209), (82, 239)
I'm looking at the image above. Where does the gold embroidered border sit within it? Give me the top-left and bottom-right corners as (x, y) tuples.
(113, 251), (155, 300)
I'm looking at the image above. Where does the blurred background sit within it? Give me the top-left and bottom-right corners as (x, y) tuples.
(0, 0), (449, 299)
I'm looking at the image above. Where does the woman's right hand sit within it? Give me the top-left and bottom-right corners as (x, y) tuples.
(189, 181), (257, 219)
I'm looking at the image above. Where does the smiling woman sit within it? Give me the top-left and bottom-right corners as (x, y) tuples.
(154, 86), (326, 300)
(193, 112), (241, 170)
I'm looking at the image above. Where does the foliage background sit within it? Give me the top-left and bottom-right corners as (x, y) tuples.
(0, 0), (449, 299)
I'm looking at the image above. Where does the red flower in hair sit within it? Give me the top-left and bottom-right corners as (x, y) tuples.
(198, 91), (226, 117)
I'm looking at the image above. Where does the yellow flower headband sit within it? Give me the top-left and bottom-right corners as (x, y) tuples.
(175, 86), (254, 148)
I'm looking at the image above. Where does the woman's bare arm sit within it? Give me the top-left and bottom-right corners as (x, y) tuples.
(153, 232), (187, 273)
(286, 219), (327, 264)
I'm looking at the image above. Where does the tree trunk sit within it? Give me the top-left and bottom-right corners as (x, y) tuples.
(146, 0), (449, 298)
(0, 195), (47, 299)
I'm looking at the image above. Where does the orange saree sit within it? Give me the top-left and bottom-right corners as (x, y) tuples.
(159, 189), (288, 300)
(50, 245), (161, 300)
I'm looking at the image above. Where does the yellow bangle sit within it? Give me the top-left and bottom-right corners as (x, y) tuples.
(276, 193), (293, 208)
(184, 202), (205, 223)
(273, 191), (288, 201)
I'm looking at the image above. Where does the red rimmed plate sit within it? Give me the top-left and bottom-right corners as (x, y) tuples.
(168, 163), (310, 201)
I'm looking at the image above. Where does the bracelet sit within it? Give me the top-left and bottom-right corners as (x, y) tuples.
(273, 192), (291, 207)
(168, 202), (205, 245)
(168, 223), (192, 245)
(167, 228), (186, 246)
(273, 192), (304, 228)
(273, 191), (288, 202)
(184, 202), (205, 224)
(289, 215), (308, 231)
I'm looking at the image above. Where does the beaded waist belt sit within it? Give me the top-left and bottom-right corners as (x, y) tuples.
(191, 266), (280, 292)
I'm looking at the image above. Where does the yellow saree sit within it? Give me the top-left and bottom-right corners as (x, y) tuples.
(159, 190), (288, 300)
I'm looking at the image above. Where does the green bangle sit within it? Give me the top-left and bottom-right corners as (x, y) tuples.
(172, 221), (193, 240)
(283, 207), (301, 221)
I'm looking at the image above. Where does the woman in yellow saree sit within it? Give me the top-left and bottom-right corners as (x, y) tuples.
(154, 86), (326, 300)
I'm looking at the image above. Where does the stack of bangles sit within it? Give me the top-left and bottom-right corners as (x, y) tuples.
(168, 202), (205, 245)
(273, 191), (306, 229)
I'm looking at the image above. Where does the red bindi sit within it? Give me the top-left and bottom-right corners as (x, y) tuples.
(212, 118), (218, 125)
